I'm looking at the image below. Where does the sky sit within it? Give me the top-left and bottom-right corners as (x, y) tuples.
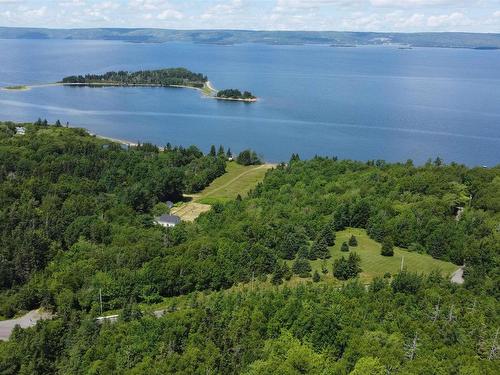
(1, 0), (500, 32)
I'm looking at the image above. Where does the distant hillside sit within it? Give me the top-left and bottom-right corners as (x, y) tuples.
(1, 27), (500, 49)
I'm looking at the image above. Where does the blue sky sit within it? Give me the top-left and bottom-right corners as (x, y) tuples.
(1, 0), (499, 32)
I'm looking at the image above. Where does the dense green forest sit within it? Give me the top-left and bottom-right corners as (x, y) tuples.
(0, 121), (225, 313)
(216, 89), (256, 100)
(61, 68), (208, 88)
(0, 122), (498, 374)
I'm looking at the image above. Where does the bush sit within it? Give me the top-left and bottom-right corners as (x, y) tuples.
(319, 222), (336, 246)
(236, 149), (262, 166)
(391, 271), (423, 294)
(348, 235), (358, 247)
(292, 257), (312, 275)
(333, 252), (361, 280)
(381, 237), (394, 257)
(341, 242), (349, 252)
(312, 271), (320, 282)
(309, 238), (330, 260)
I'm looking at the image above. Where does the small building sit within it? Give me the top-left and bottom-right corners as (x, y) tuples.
(155, 214), (181, 227)
(15, 127), (26, 135)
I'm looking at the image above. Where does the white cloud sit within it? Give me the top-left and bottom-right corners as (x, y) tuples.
(427, 12), (472, 28)
(157, 8), (183, 20)
(370, 0), (458, 6)
(201, 0), (245, 21)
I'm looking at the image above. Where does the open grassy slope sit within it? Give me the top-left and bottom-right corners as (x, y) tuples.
(172, 162), (274, 221)
(288, 228), (458, 283)
(197, 162), (273, 205)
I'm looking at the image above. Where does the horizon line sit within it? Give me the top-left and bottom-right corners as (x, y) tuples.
(0, 26), (499, 35)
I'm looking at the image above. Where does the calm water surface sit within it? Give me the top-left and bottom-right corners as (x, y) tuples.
(0, 39), (499, 165)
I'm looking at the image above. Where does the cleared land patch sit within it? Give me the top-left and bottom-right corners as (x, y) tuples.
(197, 162), (273, 205)
(173, 162), (274, 221)
(170, 202), (211, 222)
(289, 228), (458, 283)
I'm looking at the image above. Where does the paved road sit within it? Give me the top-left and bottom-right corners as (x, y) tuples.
(0, 309), (52, 341)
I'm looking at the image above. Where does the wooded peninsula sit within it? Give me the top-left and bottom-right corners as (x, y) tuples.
(60, 68), (257, 102)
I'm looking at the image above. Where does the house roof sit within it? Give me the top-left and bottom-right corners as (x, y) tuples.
(156, 214), (181, 224)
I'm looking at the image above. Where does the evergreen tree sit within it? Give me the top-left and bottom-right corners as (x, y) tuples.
(292, 257), (312, 276)
(209, 145), (216, 157)
(333, 252), (361, 280)
(226, 148), (232, 158)
(319, 222), (336, 246)
(236, 149), (262, 166)
(381, 237), (394, 257)
(341, 242), (349, 252)
(309, 237), (330, 260)
(312, 270), (320, 282)
(271, 269), (283, 285)
(55, 119), (62, 127)
(349, 235), (358, 247)
(217, 145), (225, 157)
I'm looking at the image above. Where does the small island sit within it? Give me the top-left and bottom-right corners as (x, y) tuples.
(215, 89), (257, 102)
(59, 68), (257, 102)
(61, 68), (208, 89)
(3, 85), (28, 91)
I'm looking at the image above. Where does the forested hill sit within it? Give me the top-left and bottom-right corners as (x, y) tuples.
(0, 121), (498, 374)
(0, 121), (226, 297)
(1, 27), (500, 49)
(62, 68), (208, 88)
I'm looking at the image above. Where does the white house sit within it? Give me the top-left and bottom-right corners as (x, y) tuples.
(155, 214), (181, 227)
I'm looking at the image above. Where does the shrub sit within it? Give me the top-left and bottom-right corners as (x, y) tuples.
(341, 242), (349, 252)
(333, 252), (361, 280)
(236, 149), (262, 166)
(292, 257), (312, 275)
(348, 235), (358, 247)
(312, 271), (320, 282)
(381, 237), (394, 257)
(391, 271), (423, 294)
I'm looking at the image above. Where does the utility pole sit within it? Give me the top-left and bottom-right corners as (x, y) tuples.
(99, 288), (103, 315)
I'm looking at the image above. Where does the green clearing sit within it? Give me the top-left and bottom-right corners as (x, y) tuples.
(289, 228), (458, 283)
(196, 162), (273, 205)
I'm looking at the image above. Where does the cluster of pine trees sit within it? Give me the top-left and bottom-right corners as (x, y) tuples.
(62, 68), (208, 88)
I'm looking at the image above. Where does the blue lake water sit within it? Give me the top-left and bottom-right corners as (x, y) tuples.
(0, 39), (499, 165)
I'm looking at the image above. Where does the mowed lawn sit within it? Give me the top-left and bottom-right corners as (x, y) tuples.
(172, 162), (274, 221)
(197, 162), (274, 205)
(307, 228), (458, 283)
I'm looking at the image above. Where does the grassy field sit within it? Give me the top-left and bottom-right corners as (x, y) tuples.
(172, 162), (274, 221)
(196, 162), (273, 205)
(288, 228), (458, 283)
